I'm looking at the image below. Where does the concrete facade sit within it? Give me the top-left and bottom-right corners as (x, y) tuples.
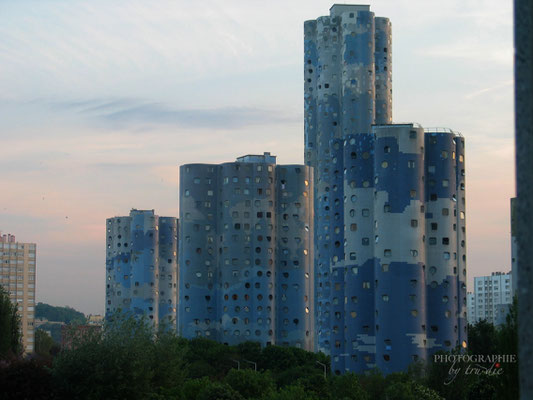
(305, 5), (466, 374)
(511, 197), (517, 297)
(468, 272), (513, 326)
(0, 232), (36, 353)
(179, 153), (315, 350)
(105, 209), (178, 328)
(514, 0), (533, 397)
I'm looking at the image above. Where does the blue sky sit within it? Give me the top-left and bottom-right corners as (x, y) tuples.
(0, 0), (514, 314)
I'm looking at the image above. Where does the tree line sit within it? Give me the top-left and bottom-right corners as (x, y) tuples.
(0, 287), (519, 400)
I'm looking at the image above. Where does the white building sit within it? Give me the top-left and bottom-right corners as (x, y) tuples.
(468, 272), (513, 325)
(0, 232), (37, 353)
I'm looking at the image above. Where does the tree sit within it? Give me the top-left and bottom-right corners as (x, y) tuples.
(0, 359), (57, 400)
(265, 384), (318, 400)
(329, 373), (368, 400)
(35, 302), (86, 324)
(0, 286), (22, 358)
(196, 382), (245, 400)
(223, 368), (275, 399)
(493, 295), (519, 400)
(52, 314), (187, 399)
(35, 329), (55, 359)
(467, 320), (499, 356)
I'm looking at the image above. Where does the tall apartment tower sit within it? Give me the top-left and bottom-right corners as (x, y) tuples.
(305, 5), (467, 374)
(179, 153), (315, 350)
(105, 210), (178, 328)
(0, 232), (36, 353)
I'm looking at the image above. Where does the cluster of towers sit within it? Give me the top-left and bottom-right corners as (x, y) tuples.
(105, 4), (467, 375)
(179, 154), (315, 350)
(304, 5), (467, 374)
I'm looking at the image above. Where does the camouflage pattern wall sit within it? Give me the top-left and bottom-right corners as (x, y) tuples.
(304, 4), (392, 356)
(179, 153), (315, 350)
(105, 209), (178, 328)
(305, 4), (466, 375)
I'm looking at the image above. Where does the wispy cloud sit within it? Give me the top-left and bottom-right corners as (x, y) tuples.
(465, 80), (514, 99)
(40, 97), (300, 130)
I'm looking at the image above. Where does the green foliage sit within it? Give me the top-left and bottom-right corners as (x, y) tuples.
(35, 302), (86, 324)
(196, 381), (245, 400)
(494, 295), (519, 400)
(224, 368), (275, 399)
(467, 320), (499, 356)
(37, 322), (63, 343)
(0, 306), (519, 400)
(358, 369), (386, 399)
(0, 359), (57, 400)
(425, 298), (519, 400)
(425, 349), (475, 400)
(182, 377), (212, 400)
(52, 314), (186, 400)
(265, 384), (318, 400)
(329, 373), (368, 400)
(35, 329), (56, 358)
(0, 286), (22, 358)
(183, 338), (238, 379)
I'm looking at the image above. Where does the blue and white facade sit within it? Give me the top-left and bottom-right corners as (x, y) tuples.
(105, 209), (178, 328)
(179, 153), (315, 350)
(305, 5), (467, 374)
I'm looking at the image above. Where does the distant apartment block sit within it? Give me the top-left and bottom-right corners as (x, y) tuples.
(87, 314), (104, 326)
(0, 232), (36, 353)
(468, 272), (513, 325)
(179, 153), (315, 350)
(105, 210), (178, 328)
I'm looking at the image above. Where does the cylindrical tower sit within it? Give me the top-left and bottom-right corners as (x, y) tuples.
(455, 135), (467, 348)
(218, 160), (276, 346)
(275, 165), (315, 350)
(106, 210), (178, 328)
(342, 133), (377, 373)
(304, 19), (318, 168)
(329, 138), (346, 373)
(374, 17), (392, 125)
(179, 165), (220, 340)
(373, 124), (427, 374)
(130, 210), (158, 322)
(158, 217), (178, 328)
(424, 130), (460, 351)
(339, 8), (375, 135)
(304, 5), (391, 356)
(106, 216), (133, 316)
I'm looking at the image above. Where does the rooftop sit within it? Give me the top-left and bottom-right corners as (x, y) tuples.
(330, 4), (370, 16)
(236, 152), (277, 164)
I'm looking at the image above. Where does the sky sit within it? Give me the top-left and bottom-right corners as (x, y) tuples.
(0, 0), (514, 315)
